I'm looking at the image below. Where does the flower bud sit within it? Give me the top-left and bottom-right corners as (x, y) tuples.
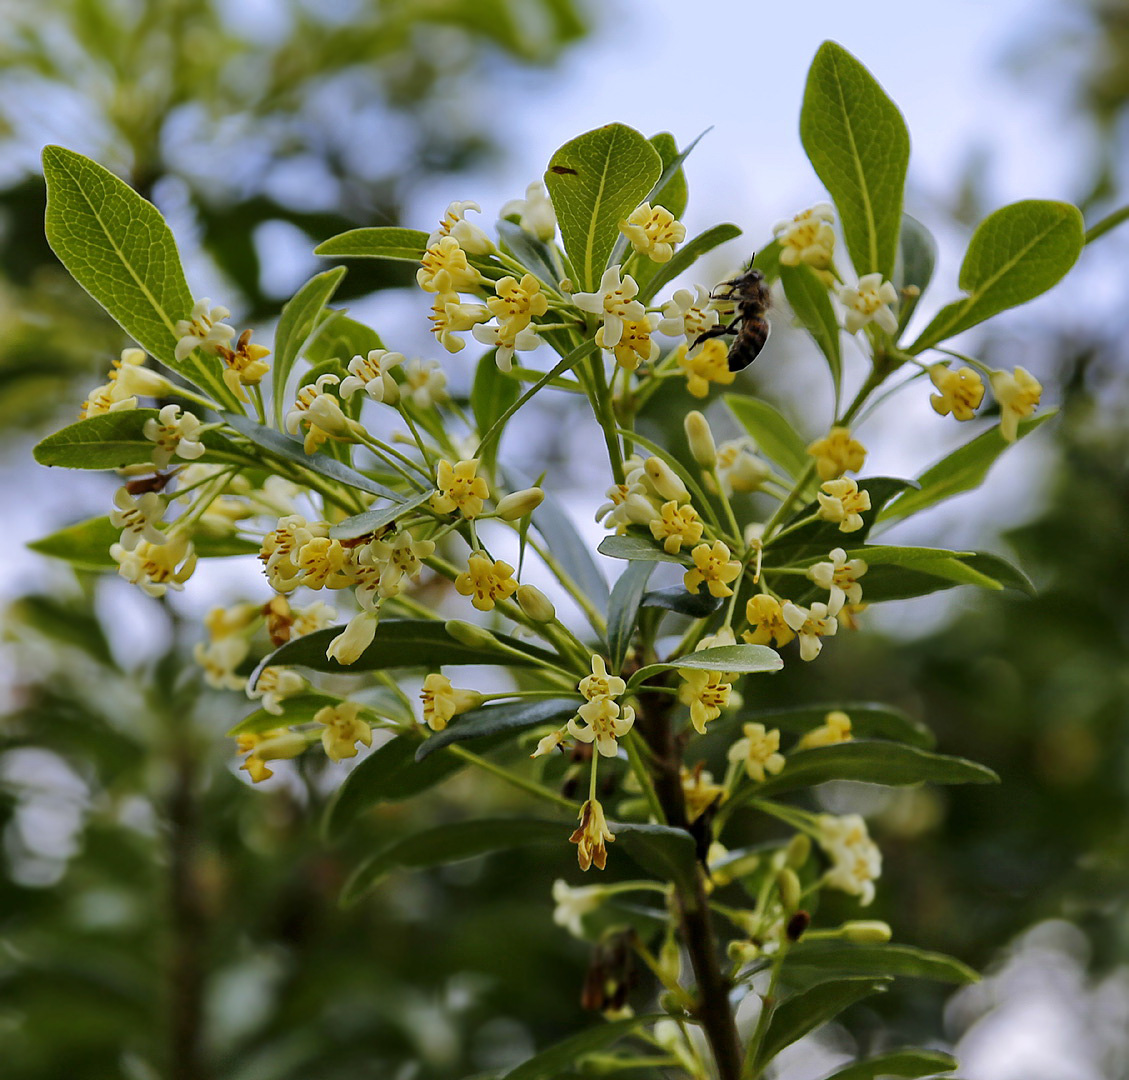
(785, 832), (811, 868)
(496, 487), (544, 521)
(728, 454), (772, 493)
(517, 583), (556, 623)
(684, 411), (717, 468)
(727, 939), (761, 965)
(644, 457), (689, 504)
(657, 937), (682, 986)
(444, 619), (500, 650)
(308, 393), (353, 438)
(252, 732), (310, 761)
(325, 610), (378, 665)
(841, 920), (892, 944)
(776, 867), (802, 912)
(115, 364), (176, 398)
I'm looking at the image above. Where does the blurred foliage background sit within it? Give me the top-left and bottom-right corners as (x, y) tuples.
(2, 1), (1128, 1078)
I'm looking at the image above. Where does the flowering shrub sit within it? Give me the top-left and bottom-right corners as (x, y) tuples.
(31, 39), (1108, 1080)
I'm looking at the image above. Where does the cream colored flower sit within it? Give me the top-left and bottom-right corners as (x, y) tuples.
(569, 797), (615, 871)
(110, 531), (195, 597)
(781, 601), (838, 661)
(551, 879), (606, 937)
(142, 404), (206, 468)
(428, 200), (494, 254)
(247, 665), (306, 715)
(716, 438), (771, 495)
(315, 700), (373, 761)
(340, 349), (403, 403)
(774, 203), (835, 272)
(578, 654), (626, 702)
(109, 488), (166, 551)
(429, 293), (489, 353)
(838, 274), (898, 335)
(681, 764), (727, 822)
(420, 673), (483, 731)
(404, 358), (449, 408)
(989, 366), (1042, 443)
(571, 266), (645, 348)
(929, 363), (985, 422)
(325, 610), (379, 665)
(567, 697), (635, 757)
(817, 477), (871, 533)
(808, 548), (868, 615)
(817, 813), (882, 905)
(797, 710), (852, 750)
(501, 181), (557, 241)
(678, 669), (731, 735)
(596, 313), (660, 371)
(658, 285), (719, 343)
(727, 722), (785, 781)
(618, 202), (686, 263)
(175, 298), (235, 361)
(236, 729), (308, 783)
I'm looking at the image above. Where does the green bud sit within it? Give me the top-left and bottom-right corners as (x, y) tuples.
(841, 920), (892, 943)
(496, 487), (545, 520)
(444, 619), (499, 650)
(684, 410), (717, 468)
(784, 833), (811, 868)
(643, 457), (689, 503)
(517, 583), (556, 622)
(776, 867), (802, 912)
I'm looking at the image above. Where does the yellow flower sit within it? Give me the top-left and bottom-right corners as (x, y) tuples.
(684, 540), (742, 598)
(247, 665), (306, 715)
(743, 594), (796, 648)
(808, 548), (868, 614)
(216, 329), (271, 401)
(325, 610), (379, 666)
(236, 729), (308, 784)
(837, 602), (868, 631)
(486, 273), (549, 330)
(284, 373), (348, 455)
(429, 293), (489, 353)
(727, 722), (785, 781)
(567, 697), (635, 757)
(578, 654), (626, 702)
(989, 366), (1042, 442)
(569, 798), (615, 871)
(816, 478), (871, 533)
(420, 673), (483, 731)
(681, 764), (726, 822)
(677, 669), (732, 734)
(649, 501), (704, 555)
(315, 701), (373, 762)
(781, 601), (838, 661)
(817, 813), (882, 905)
(618, 202), (686, 263)
(928, 363), (984, 421)
(295, 535), (351, 590)
(432, 458), (490, 519)
(416, 235), (486, 293)
(773, 203), (835, 272)
(110, 531), (196, 597)
(454, 551), (518, 611)
(596, 314), (660, 371)
(676, 338), (737, 398)
(807, 426), (866, 481)
(798, 710), (852, 750)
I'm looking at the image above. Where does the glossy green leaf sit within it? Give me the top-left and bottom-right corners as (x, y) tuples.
(226, 693), (341, 736)
(895, 214), (937, 331)
(640, 586), (724, 618)
(544, 124), (662, 290)
(780, 264), (842, 397)
(28, 516), (259, 570)
(504, 465), (609, 605)
(725, 394), (810, 481)
(753, 242), (784, 284)
(415, 697), (580, 761)
(304, 312), (382, 366)
(756, 977), (889, 1069)
(220, 410), (404, 502)
(800, 43), (909, 281)
(496, 220), (560, 288)
(628, 644), (783, 690)
(639, 223), (743, 304)
(597, 532), (684, 567)
(820, 1049), (959, 1080)
(879, 411), (1056, 522)
(607, 561), (655, 670)
(271, 267), (348, 427)
(342, 818), (565, 905)
(787, 942), (978, 984)
(253, 619), (559, 683)
(741, 702), (935, 749)
(646, 131), (689, 220)
(911, 200), (1084, 352)
(328, 490), (435, 541)
(614, 823), (699, 893)
(34, 409), (245, 470)
(743, 740), (998, 800)
(502, 1015), (660, 1080)
(473, 352), (520, 471)
(314, 226), (430, 262)
(42, 146), (232, 404)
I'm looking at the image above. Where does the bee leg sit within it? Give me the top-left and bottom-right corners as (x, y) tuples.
(691, 319), (742, 350)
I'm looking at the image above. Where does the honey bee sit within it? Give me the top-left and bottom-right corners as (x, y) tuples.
(691, 258), (771, 371)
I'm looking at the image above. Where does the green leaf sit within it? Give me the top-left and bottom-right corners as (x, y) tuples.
(41, 146), (232, 404)
(304, 312), (383, 366)
(910, 200), (1085, 353)
(725, 394), (810, 481)
(614, 823), (699, 893)
(34, 409), (245, 470)
(253, 619), (559, 683)
(220, 411), (404, 502)
(504, 466), (609, 605)
(544, 124), (662, 290)
(597, 532), (685, 566)
(800, 43), (909, 281)
(787, 942), (978, 985)
(473, 352), (520, 471)
(271, 267), (348, 427)
(328, 490), (435, 541)
(628, 645), (783, 690)
(780, 264), (842, 398)
(607, 561), (655, 670)
(342, 818), (565, 905)
(753, 242), (784, 284)
(639, 223), (743, 305)
(768, 477), (916, 562)
(415, 697), (580, 761)
(742, 703), (935, 749)
(755, 977), (889, 1069)
(497, 220), (560, 288)
(640, 586), (724, 618)
(879, 411), (1056, 522)
(647, 132), (689, 220)
(895, 215), (937, 331)
(502, 1015), (660, 1080)
(314, 226), (430, 262)
(742, 740), (998, 800)
(226, 693), (340, 736)
(28, 516), (259, 570)
(820, 1049), (959, 1080)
